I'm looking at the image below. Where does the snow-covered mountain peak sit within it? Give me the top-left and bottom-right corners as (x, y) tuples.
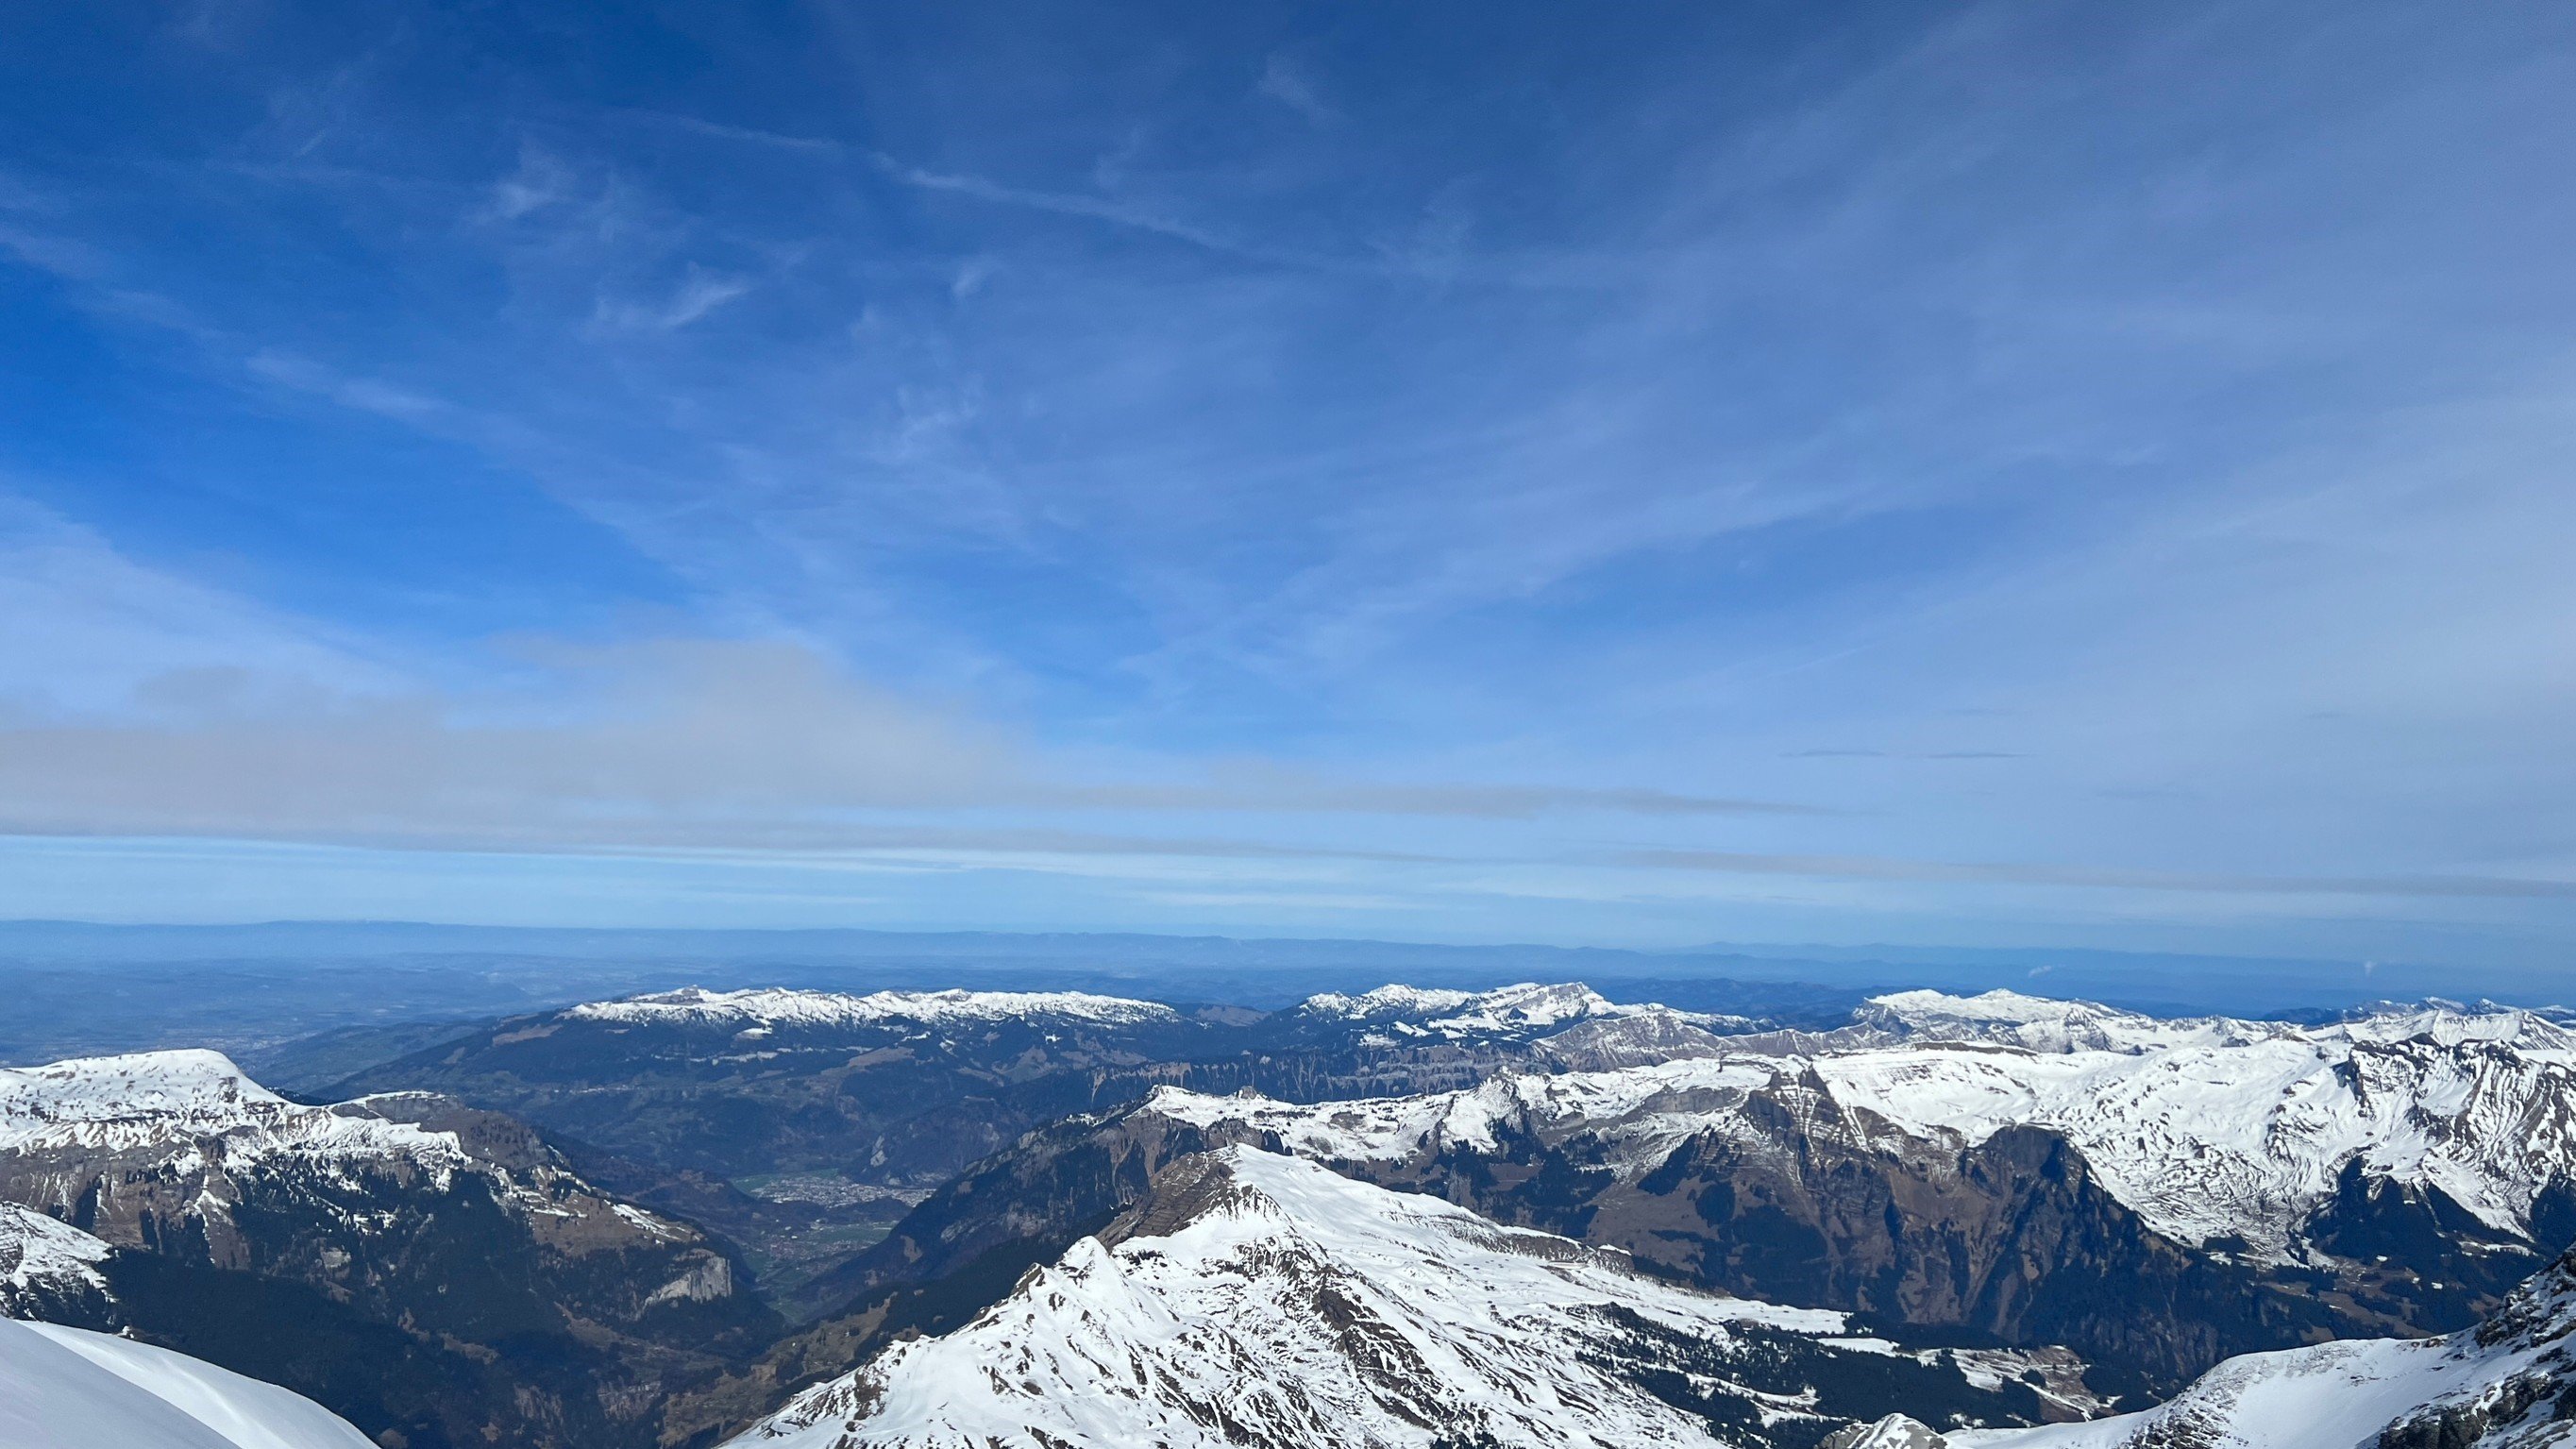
(1102, 1142), (1703, 1275)
(729, 1145), (2078, 1449)
(564, 985), (1183, 1029)
(0, 1049), (284, 1134)
(0, 1048), (463, 1161)
(1294, 979), (1635, 1027)
(2321, 1001), (2576, 1055)
(1296, 983), (1482, 1018)
(1293, 980), (1743, 1046)
(1866, 988), (2117, 1025)
(1854, 990), (2188, 1053)
(1423, 980), (1625, 1028)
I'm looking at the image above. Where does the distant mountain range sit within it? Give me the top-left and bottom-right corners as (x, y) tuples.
(9, 976), (2576, 1449)
(11, 917), (2562, 1065)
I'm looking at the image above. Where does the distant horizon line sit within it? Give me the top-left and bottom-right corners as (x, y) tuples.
(0, 914), (2368, 963)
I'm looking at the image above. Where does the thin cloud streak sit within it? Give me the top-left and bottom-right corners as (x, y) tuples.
(1623, 850), (2576, 901)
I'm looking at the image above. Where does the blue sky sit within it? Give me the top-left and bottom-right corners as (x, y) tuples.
(5, 0), (2576, 965)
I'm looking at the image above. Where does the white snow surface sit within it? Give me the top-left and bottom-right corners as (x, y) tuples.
(1152, 991), (2576, 1254)
(728, 1145), (1842, 1449)
(0, 1316), (375, 1449)
(564, 986), (1182, 1029)
(0, 1203), (109, 1295)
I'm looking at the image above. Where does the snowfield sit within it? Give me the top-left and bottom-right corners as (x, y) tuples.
(0, 1316), (375, 1449)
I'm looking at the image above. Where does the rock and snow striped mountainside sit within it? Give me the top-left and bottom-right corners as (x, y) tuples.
(0, 1314), (378, 1449)
(725, 1146), (2091, 1449)
(1153, 988), (2576, 1260)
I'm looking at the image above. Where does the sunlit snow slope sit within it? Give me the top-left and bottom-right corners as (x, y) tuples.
(0, 1315), (375, 1449)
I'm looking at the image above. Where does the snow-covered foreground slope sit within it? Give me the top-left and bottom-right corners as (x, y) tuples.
(728, 1146), (2088, 1449)
(0, 1316), (374, 1449)
(1848, 1246), (2576, 1449)
(1155, 989), (2576, 1255)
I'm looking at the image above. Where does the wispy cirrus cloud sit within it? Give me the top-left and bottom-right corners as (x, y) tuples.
(591, 266), (755, 332)
(8, 1), (2576, 959)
